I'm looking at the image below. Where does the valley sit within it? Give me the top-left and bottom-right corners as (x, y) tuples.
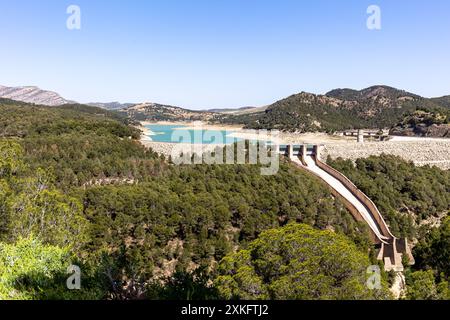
(0, 87), (448, 301)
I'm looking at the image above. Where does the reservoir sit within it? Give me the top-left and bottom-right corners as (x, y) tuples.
(144, 124), (244, 144)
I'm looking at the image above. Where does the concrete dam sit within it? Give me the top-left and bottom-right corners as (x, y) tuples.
(279, 144), (414, 271)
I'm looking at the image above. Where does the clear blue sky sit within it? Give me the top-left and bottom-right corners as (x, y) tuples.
(1, 0), (449, 109)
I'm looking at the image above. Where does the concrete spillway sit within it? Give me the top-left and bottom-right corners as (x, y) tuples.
(280, 144), (414, 271)
(297, 155), (389, 243)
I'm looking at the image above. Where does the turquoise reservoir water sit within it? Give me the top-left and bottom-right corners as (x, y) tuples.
(145, 124), (243, 144)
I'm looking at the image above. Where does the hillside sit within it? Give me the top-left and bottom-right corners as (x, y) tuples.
(390, 108), (450, 138)
(208, 106), (256, 114)
(87, 102), (135, 110)
(125, 102), (216, 122)
(432, 96), (450, 108)
(326, 85), (422, 101)
(0, 99), (161, 188)
(218, 86), (449, 134)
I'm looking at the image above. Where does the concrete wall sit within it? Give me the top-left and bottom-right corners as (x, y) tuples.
(396, 238), (415, 265)
(320, 179), (380, 244)
(313, 146), (394, 239)
(285, 144), (412, 270)
(313, 145), (414, 270)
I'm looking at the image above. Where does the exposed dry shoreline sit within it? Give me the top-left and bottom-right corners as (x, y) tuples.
(138, 122), (450, 170)
(321, 140), (450, 170)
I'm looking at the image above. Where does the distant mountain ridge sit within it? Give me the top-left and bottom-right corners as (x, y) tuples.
(0, 85), (73, 106)
(0, 85), (138, 110)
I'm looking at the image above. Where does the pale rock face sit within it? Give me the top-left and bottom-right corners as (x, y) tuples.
(0, 85), (71, 106)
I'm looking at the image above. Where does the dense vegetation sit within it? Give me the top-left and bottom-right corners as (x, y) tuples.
(81, 160), (378, 299)
(0, 142), (373, 299)
(404, 270), (449, 300)
(0, 99), (448, 300)
(0, 237), (103, 300)
(215, 223), (392, 300)
(414, 217), (450, 279)
(0, 99), (165, 189)
(407, 217), (450, 299)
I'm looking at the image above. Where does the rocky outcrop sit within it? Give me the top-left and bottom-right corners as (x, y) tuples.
(0, 85), (72, 106)
(390, 110), (450, 138)
(390, 124), (450, 138)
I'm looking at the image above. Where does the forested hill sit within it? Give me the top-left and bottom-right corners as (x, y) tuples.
(431, 96), (450, 108)
(218, 86), (450, 134)
(0, 98), (164, 188)
(125, 102), (216, 122)
(325, 86), (422, 101)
